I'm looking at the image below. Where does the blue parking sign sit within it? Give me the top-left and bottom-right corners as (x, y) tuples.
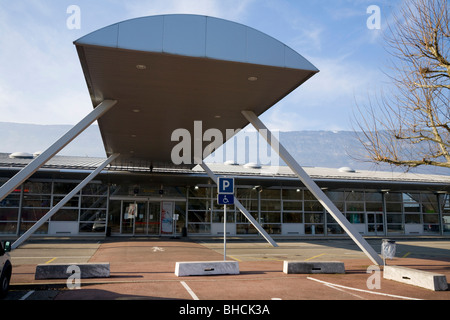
(218, 194), (234, 205)
(218, 177), (234, 194)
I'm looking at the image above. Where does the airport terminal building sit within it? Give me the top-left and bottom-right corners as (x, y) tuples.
(1, 153), (449, 238)
(0, 14), (449, 263)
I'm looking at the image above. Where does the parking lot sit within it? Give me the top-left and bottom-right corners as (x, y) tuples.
(4, 237), (450, 303)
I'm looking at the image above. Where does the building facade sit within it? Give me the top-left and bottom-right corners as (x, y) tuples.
(1, 155), (449, 239)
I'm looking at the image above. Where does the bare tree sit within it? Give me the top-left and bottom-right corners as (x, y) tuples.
(354, 0), (450, 169)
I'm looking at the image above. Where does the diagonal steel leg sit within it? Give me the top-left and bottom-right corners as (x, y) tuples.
(242, 110), (383, 265)
(0, 100), (118, 202)
(12, 153), (120, 250)
(199, 161), (278, 247)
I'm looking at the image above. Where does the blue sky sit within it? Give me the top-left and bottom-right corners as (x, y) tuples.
(0, 0), (401, 131)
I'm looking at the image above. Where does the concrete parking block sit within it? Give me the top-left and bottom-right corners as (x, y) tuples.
(175, 261), (239, 277)
(283, 261), (345, 274)
(35, 263), (110, 280)
(383, 265), (448, 291)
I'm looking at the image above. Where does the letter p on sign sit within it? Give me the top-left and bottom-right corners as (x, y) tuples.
(218, 177), (234, 194)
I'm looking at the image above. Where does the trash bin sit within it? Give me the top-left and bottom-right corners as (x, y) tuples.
(182, 227), (187, 237)
(381, 239), (396, 264)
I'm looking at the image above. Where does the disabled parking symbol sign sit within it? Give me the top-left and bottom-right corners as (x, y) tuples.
(218, 194), (234, 205)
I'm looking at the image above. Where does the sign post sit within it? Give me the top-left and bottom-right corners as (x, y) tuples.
(217, 177), (235, 261)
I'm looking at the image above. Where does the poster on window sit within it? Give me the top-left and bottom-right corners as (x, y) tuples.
(161, 202), (173, 234)
(125, 203), (137, 220)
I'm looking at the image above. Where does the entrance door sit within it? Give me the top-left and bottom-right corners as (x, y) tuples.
(121, 202), (147, 235)
(148, 202), (161, 235)
(120, 201), (161, 235)
(367, 212), (384, 235)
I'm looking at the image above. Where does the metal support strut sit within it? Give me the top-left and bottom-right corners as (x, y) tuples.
(199, 161), (278, 248)
(242, 110), (383, 265)
(0, 100), (118, 203)
(12, 153), (120, 250)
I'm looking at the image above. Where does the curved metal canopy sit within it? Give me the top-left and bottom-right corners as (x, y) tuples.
(74, 14), (319, 168)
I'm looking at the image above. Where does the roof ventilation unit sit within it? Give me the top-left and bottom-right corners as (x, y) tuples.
(244, 162), (261, 169)
(9, 152), (34, 159)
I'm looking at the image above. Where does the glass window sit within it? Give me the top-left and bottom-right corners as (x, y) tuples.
(260, 212), (280, 223)
(405, 214), (420, 224)
(237, 198), (258, 211)
(236, 224), (258, 234)
(24, 181), (52, 194)
(423, 224), (440, 234)
(79, 209), (105, 222)
(21, 208), (48, 221)
(52, 209), (79, 221)
(22, 195), (51, 208)
(304, 201), (323, 212)
(188, 210), (210, 223)
(327, 224), (345, 235)
(387, 214), (402, 224)
(20, 222), (47, 234)
(0, 194), (20, 207)
(366, 202), (383, 212)
(326, 191), (344, 202)
(82, 183), (108, 196)
(236, 188), (258, 200)
(422, 202), (438, 214)
(188, 224), (211, 234)
(283, 201), (302, 211)
(441, 195), (450, 213)
(236, 211), (258, 223)
(346, 202), (364, 212)
(188, 186), (211, 198)
(260, 200), (281, 211)
(260, 189), (280, 199)
(365, 192), (382, 202)
(346, 213), (365, 224)
(80, 196), (107, 209)
(387, 224), (403, 233)
(282, 189), (303, 200)
(0, 222), (17, 234)
(385, 192), (402, 202)
(188, 199), (209, 211)
(263, 224), (281, 234)
(404, 203), (420, 212)
(53, 196), (79, 208)
(423, 214), (439, 224)
(304, 190), (317, 201)
(0, 208), (18, 221)
(305, 224), (324, 235)
(212, 210), (235, 223)
(386, 202), (402, 213)
(403, 193), (420, 202)
(283, 212), (303, 223)
(53, 182), (80, 195)
(305, 213), (324, 223)
(346, 191), (364, 202)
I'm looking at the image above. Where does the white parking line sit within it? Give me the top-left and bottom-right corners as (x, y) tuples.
(180, 281), (199, 300)
(307, 277), (422, 300)
(20, 291), (35, 300)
